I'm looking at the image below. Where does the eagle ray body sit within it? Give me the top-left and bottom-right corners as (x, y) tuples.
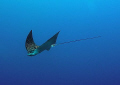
(25, 30), (60, 56)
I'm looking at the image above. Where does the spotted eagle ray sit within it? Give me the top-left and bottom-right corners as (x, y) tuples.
(25, 30), (60, 56)
(25, 30), (101, 56)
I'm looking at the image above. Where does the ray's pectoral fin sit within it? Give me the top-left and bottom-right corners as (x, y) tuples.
(37, 31), (60, 53)
(45, 31), (60, 50)
(25, 30), (39, 56)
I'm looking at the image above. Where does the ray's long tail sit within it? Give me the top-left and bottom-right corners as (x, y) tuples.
(51, 36), (101, 47)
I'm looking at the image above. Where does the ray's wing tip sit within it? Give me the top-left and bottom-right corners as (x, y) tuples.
(57, 31), (60, 34)
(30, 30), (32, 33)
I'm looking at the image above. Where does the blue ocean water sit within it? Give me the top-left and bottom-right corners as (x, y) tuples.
(0, 0), (120, 85)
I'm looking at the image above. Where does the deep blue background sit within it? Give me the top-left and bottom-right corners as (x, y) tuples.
(0, 0), (120, 85)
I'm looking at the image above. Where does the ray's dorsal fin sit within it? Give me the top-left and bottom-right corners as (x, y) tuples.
(25, 30), (38, 53)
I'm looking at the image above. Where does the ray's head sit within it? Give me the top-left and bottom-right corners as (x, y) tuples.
(27, 49), (39, 56)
